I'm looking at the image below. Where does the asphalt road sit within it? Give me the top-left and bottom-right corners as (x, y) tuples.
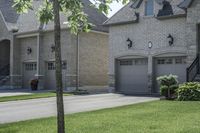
(0, 93), (159, 124)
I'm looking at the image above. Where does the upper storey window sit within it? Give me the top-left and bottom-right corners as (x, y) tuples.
(145, 0), (154, 16)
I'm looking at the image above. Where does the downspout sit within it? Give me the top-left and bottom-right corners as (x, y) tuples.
(76, 32), (80, 91)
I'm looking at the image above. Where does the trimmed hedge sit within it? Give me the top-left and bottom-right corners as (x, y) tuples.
(177, 82), (200, 101)
(157, 75), (178, 99)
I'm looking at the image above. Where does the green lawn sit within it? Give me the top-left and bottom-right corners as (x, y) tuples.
(0, 92), (71, 102)
(0, 101), (200, 133)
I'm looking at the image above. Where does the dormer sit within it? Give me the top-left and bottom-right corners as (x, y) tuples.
(104, 0), (193, 26)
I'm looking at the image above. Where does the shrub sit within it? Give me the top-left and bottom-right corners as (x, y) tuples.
(177, 82), (200, 101)
(157, 74), (178, 99)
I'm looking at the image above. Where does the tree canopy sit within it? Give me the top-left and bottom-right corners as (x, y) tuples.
(13, 0), (129, 34)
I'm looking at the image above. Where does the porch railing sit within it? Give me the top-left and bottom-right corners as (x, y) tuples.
(186, 55), (199, 82)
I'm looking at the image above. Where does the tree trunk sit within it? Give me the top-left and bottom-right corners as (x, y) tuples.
(168, 87), (171, 99)
(53, 0), (65, 133)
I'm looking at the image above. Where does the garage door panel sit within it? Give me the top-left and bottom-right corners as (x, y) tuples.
(155, 57), (187, 92)
(173, 64), (187, 83)
(117, 58), (148, 94)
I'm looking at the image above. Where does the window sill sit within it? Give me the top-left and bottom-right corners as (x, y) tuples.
(143, 15), (155, 19)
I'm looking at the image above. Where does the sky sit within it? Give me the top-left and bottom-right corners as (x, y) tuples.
(107, 1), (124, 17)
(89, 0), (124, 18)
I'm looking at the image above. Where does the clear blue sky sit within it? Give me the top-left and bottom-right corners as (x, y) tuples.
(90, 0), (124, 18)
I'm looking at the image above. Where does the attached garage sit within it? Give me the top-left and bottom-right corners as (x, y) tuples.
(45, 61), (67, 90)
(23, 62), (37, 89)
(154, 56), (187, 92)
(116, 58), (149, 94)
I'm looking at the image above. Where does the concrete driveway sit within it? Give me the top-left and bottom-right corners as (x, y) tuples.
(0, 93), (159, 124)
(0, 89), (50, 97)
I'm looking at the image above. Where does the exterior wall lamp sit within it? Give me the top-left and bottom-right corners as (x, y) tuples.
(148, 41), (153, 49)
(127, 38), (133, 49)
(27, 47), (32, 55)
(167, 34), (174, 46)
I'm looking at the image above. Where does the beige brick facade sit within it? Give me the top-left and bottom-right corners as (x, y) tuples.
(107, 0), (200, 93)
(0, 0), (109, 89)
(9, 29), (108, 89)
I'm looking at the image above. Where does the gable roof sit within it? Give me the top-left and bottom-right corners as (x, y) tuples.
(131, 0), (143, 9)
(82, 0), (108, 32)
(105, 0), (190, 26)
(178, 0), (194, 9)
(0, 0), (19, 23)
(0, 0), (108, 33)
(104, 2), (139, 26)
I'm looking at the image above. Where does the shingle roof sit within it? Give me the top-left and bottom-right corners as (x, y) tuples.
(82, 0), (108, 32)
(105, 0), (190, 26)
(131, 0), (143, 9)
(178, 0), (194, 9)
(104, 2), (139, 26)
(0, 0), (19, 23)
(0, 0), (108, 32)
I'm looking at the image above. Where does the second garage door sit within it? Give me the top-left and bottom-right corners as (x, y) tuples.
(154, 56), (187, 92)
(45, 61), (67, 90)
(117, 58), (149, 94)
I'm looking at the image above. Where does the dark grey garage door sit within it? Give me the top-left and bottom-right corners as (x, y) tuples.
(117, 58), (148, 94)
(155, 56), (187, 92)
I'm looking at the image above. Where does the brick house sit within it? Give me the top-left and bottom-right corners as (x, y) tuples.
(104, 0), (200, 95)
(0, 0), (108, 90)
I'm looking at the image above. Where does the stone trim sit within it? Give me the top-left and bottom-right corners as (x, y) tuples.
(0, 10), (9, 32)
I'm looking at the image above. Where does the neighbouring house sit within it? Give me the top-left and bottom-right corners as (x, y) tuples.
(0, 0), (109, 90)
(104, 0), (200, 95)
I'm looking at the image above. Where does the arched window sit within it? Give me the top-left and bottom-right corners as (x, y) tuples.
(145, 0), (154, 16)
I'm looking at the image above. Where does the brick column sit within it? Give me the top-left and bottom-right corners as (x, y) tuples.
(147, 55), (153, 93)
(35, 33), (44, 90)
(10, 35), (22, 89)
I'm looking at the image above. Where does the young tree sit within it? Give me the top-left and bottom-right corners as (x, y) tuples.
(13, 0), (129, 132)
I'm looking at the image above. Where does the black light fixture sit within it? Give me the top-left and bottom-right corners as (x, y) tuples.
(167, 34), (174, 46)
(51, 45), (55, 52)
(27, 47), (32, 55)
(127, 38), (133, 49)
